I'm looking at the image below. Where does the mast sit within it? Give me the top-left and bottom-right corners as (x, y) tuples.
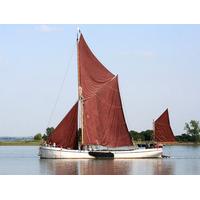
(77, 28), (84, 149)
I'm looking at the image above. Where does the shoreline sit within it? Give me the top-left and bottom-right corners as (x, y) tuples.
(0, 140), (199, 146)
(135, 141), (200, 145)
(0, 140), (41, 146)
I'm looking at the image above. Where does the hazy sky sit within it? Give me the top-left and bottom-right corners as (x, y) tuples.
(0, 24), (200, 136)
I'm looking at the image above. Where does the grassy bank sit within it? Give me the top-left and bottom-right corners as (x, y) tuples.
(134, 141), (200, 145)
(0, 140), (41, 146)
(165, 142), (200, 145)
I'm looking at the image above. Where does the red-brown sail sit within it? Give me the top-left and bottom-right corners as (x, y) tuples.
(78, 34), (132, 147)
(154, 109), (176, 142)
(47, 102), (78, 149)
(83, 76), (132, 146)
(78, 34), (114, 99)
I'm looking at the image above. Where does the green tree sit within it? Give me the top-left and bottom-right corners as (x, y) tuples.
(130, 130), (143, 141)
(42, 127), (54, 141)
(184, 120), (200, 143)
(175, 134), (192, 142)
(140, 130), (153, 141)
(34, 133), (42, 140)
(129, 130), (145, 141)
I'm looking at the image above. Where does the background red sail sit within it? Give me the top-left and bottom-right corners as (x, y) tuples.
(47, 102), (78, 149)
(78, 34), (132, 147)
(155, 109), (176, 142)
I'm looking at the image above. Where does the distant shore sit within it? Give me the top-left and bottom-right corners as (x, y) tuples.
(0, 140), (199, 146)
(0, 140), (41, 146)
(134, 141), (200, 145)
(165, 142), (200, 145)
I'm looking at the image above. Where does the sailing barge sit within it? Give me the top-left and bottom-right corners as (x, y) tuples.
(39, 32), (175, 159)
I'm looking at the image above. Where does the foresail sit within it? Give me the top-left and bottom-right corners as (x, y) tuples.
(78, 34), (132, 147)
(155, 109), (176, 142)
(47, 102), (78, 149)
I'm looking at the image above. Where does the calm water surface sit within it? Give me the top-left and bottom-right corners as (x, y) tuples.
(0, 145), (200, 175)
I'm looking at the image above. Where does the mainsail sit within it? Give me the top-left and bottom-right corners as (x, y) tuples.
(47, 102), (78, 149)
(154, 109), (176, 142)
(78, 34), (132, 147)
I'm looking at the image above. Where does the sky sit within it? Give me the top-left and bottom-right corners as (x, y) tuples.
(0, 24), (200, 137)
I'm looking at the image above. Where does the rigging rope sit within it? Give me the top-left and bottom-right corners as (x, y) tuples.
(119, 79), (134, 130)
(46, 44), (76, 129)
(118, 78), (136, 146)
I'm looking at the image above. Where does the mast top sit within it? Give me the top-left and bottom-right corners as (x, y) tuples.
(77, 27), (81, 42)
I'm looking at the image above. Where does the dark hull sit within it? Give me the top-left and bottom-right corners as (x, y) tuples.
(89, 151), (114, 159)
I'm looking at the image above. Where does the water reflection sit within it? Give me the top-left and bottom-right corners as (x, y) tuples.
(39, 158), (176, 175)
(1, 146), (200, 175)
(40, 159), (134, 175)
(152, 159), (174, 175)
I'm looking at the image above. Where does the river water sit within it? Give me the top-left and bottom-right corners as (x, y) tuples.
(0, 145), (200, 175)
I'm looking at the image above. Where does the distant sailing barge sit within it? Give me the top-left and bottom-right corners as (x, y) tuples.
(39, 32), (175, 159)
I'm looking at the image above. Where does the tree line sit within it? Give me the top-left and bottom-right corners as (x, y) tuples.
(176, 120), (200, 143)
(33, 120), (200, 144)
(33, 127), (54, 141)
(130, 120), (200, 143)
